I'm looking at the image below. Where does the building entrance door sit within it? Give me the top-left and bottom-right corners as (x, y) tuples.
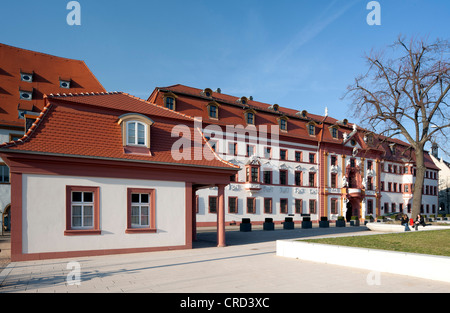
(346, 202), (352, 222)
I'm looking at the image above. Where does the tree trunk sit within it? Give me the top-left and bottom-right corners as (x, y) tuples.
(411, 147), (426, 219)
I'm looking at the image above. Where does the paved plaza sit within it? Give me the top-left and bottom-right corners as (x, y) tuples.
(0, 225), (449, 293)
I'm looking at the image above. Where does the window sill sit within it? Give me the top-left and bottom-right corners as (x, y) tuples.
(125, 228), (157, 234)
(64, 229), (101, 236)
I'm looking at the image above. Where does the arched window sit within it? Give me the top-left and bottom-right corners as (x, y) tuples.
(127, 121), (147, 146)
(118, 113), (154, 149)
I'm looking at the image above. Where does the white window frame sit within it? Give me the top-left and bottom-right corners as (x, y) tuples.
(126, 121), (147, 146)
(71, 191), (94, 229)
(131, 193), (150, 228)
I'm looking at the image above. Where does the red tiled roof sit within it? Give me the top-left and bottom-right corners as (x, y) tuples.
(148, 84), (438, 169)
(0, 92), (239, 171)
(0, 43), (105, 128)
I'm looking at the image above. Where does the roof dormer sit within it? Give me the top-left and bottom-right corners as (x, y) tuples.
(296, 110), (308, 119)
(237, 96), (249, 106)
(277, 115), (289, 132)
(202, 88), (213, 98)
(118, 113), (154, 153)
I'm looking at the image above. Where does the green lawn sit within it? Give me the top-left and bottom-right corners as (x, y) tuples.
(302, 229), (450, 257)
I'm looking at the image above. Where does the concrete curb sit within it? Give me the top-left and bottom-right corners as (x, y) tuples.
(366, 222), (450, 232)
(276, 239), (450, 283)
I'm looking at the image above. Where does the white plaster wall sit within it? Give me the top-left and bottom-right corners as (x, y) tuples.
(22, 174), (186, 254)
(196, 185), (319, 224)
(0, 184), (11, 214)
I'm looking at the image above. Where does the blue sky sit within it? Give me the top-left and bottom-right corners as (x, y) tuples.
(1, 0), (449, 125)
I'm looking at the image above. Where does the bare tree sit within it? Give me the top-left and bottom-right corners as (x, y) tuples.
(345, 36), (450, 219)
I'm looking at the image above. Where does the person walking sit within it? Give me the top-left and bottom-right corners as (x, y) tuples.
(401, 214), (410, 231)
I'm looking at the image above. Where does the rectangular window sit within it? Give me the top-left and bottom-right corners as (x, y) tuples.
(280, 149), (287, 160)
(330, 198), (338, 214)
(264, 147), (272, 159)
(279, 170), (288, 185)
(330, 173), (337, 188)
(263, 170), (272, 184)
(246, 112), (255, 125)
(208, 105), (217, 119)
(367, 160), (373, 170)
(331, 155), (337, 166)
(309, 172), (315, 187)
(249, 167), (259, 182)
(309, 199), (316, 214)
(65, 186), (100, 235)
(228, 142), (237, 156)
(246, 144), (255, 157)
(228, 197), (238, 214)
(384, 202), (389, 213)
(264, 198), (272, 214)
(367, 199), (373, 214)
(209, 196), (217, 213)
(247, 197), (256, 214)
(295, 199), (302, 214)
(280, 198), (288, 214)
(331, 127), (338, 138)
(295, 171), (302, 186)
(295, 151), (302, 162)
(165, 97), (174, 110)
(0, 164), (10, 183)
(131, 193), (150, 227)
(308, 124), (315, 136)
(126, 188), (156, 233)
(367, 177), (373, 190)
(309, 153), (315, 164)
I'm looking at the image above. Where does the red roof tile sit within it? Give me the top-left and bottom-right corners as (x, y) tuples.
(0, 43), (105, 128)
(0, 92), (239, 171)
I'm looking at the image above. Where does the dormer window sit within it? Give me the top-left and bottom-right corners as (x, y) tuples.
(20, 72), (33, 82)
(118, 113), (154, 150)
(60, 79), (71, 89)
(278, 116), (288, 132)
(127, 121), (147, 146)
(329, 125), (339, 139)
(237, 96), (249, 106)
(19, 90), (32, 100)
(165, 97), (175, 110)
(203, 88), (213, 98)
(307, 121), (316, 136)
(207, 102), (219, 119)
(244, 110), (256, 125)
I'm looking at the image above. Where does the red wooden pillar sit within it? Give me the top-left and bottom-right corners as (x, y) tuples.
(217, 184), (226, 247)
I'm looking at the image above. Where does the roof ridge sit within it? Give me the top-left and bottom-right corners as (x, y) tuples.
(0, 101), (52, 148)
(0, 42), (85, 63)
(120, 92), (195, 121)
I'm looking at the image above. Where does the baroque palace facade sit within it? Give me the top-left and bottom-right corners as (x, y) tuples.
(148, 84), (439, 226)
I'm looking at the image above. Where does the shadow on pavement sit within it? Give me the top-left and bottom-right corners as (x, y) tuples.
(193, 225), (372, 248)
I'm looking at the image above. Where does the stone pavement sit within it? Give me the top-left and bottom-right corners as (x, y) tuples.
(0, 225), (449, 293)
